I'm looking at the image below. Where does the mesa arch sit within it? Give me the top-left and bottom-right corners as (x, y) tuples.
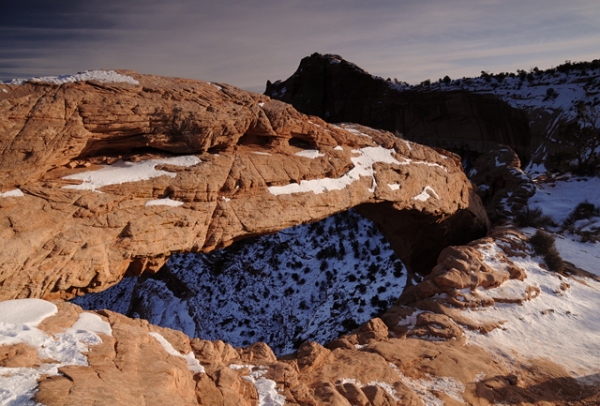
(0, 71), (489, 301)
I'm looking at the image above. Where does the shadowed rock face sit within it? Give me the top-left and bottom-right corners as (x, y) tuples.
(265, 53), (531, 163)
(0, 71), (488, 300)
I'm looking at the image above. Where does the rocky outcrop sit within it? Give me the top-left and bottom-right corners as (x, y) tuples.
(469, 146), (536, 223)
(0, 71), (489, 301)
(3, 227), (598, 406)
(265, 53), (531, 162)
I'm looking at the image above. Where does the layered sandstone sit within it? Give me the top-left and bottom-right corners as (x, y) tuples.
(265, 53), (531, 162)
(0, 71), (488, 301)
(3, 226), (597, 405)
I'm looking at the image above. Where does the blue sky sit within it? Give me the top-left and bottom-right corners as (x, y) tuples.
(1, 0), (599, 92)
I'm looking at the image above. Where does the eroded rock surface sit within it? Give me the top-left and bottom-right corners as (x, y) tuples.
(3, 228), (599, 406)
(0, 71), (488, 300)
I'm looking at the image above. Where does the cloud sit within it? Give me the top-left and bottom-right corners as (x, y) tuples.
(2, 0), (599, 92)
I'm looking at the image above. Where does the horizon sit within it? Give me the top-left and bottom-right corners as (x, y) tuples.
(2, 1), (600, 93)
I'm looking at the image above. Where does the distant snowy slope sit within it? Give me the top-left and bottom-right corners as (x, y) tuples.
(74, 210), (407, 355)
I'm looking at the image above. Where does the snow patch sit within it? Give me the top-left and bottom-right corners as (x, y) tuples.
(334, 146), (344, 151)
(390, 363), (465, 405)
(71, 313), (112, 337)
(4, 70), (139, 86)
(268, 146), (400, 195)
(295, 150), (324, 159)
(149, 332), (205, 374)
(412, 186), (440, 202)
(145, 197), (184, 207)
(231, 365), (285, 406)
(62, 156), (200, 191)
(0, 189), (24, 198)
(0, 299), (106, 405)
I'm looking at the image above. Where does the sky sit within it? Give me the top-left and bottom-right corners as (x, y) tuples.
(1, 0), (599, 93)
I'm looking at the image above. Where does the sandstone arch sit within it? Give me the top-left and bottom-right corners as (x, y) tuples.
(0, 71), (489, 300)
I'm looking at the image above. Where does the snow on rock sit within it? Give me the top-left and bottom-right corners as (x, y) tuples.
(0, 189), (24, 198)
(3, 70), (139, 86)
(62, 156), (201, 192)
(294, 150), (325, 159)
(145, 197), (185, 207)
(268, 146), (401, 195)
(0, 299), (57, 326)
(0, 299), (107, 405)
(149, 332), (205, 374)
(412, 186), (440, 202)
(389, 363), (465, 406)
(71, 312), (112, 337)
(388, 184), (400, 191)
(230, 365), (285, 406)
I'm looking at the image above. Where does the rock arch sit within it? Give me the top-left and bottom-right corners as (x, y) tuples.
(0, 72), (489, 300)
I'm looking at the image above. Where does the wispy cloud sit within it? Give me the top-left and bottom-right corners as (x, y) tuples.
(2, 0), (599, 91)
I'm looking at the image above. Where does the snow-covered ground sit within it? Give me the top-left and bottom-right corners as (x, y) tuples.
(74, 210), (407, 355)
(464, 239), (600, 380)
(391, 66), (600, 128)
(0, 300), (111, 405)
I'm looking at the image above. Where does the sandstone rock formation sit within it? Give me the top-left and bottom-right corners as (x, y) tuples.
(0, 71), (488, 301)
(3, 226), (598, 405)
(265, 53), (531, 162)
(469, 146), (536, 223)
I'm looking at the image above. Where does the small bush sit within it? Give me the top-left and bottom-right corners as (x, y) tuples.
(544, 248), (565, 273)
(563, 201), (600, 227)
(529, 230), (555, 255)
(515, 207), (553, 228)
(546, 150), (576, 174)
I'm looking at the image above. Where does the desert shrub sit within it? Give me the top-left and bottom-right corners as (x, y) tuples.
(563, 201), (600, 227)
(544, 248), (565, 273)
(546, 150), (576, 174)
(529, 230), (565, 273)
(529, 230), (556, 255)
(514, 207), (553, 228)
(554, 105), (600, 175)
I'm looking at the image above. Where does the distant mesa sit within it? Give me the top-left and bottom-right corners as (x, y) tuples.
(265, 52), (531, 163)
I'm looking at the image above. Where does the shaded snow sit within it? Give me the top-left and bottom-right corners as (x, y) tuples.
(74, 210), (407, 355)
(528, 177), (600, 225)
